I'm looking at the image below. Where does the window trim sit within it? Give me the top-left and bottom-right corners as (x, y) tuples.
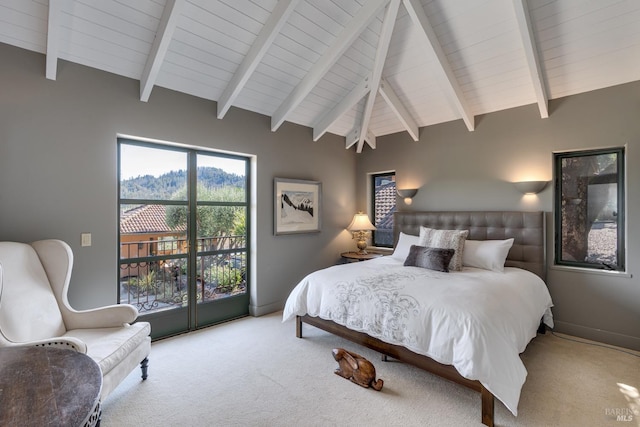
(370, 171), (396, 248)
(553, 146), (626, 272)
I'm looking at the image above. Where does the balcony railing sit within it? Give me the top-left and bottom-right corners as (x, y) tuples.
(119, 236), (246, 314)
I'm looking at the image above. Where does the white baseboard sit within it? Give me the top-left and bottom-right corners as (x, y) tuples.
(249, 300), (284, 317)
(553, 320), (640, 351)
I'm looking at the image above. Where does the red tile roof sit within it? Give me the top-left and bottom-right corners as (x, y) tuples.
(375, 181), (396, 230)
(120, 205), (186, 234)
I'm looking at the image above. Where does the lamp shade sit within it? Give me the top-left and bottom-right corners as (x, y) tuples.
(347, 212), (376, 231)
(396, 189), (418, 199)
(514, 181), (548, 194)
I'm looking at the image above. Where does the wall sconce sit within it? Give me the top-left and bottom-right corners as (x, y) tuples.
(347, 212), (376, 254)
(514, 180), (548, 195)
(397, 188), (418, 205)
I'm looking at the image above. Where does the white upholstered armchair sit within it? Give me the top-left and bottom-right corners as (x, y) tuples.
(0, 239), (151, 400)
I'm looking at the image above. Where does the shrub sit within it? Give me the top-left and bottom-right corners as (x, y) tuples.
(210, 266), (244, 293)
(132, 271), (157, 293)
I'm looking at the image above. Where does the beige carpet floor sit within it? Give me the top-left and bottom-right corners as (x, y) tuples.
(101, 311), (639, 427)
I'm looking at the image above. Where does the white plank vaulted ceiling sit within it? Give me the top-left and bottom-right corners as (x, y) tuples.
(1, 0), (639, 152)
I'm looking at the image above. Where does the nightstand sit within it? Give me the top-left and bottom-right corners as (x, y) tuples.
(340, 251), (383, 262)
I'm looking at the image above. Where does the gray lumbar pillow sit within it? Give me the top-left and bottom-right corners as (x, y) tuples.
(404, 245), (455, 272)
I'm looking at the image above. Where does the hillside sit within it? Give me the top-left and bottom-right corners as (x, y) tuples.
(121, 167), (244, 200)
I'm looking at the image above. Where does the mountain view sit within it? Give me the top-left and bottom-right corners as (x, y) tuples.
(121, 167), (245, 199)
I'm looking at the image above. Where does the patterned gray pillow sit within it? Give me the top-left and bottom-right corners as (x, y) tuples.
(404, 245), (455, 272)
(418, 227), (469, 271)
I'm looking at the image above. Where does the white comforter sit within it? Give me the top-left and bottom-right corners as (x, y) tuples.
(282, 257), (554, 416)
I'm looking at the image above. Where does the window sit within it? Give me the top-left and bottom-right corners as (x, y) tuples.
(371, 172), (396, 247)
(554, 147), (625, 271)
(118, 139), (250, 338)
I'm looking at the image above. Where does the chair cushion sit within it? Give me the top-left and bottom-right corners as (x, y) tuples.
(64, 321), (151, 375)
(0, 242), (66, 342)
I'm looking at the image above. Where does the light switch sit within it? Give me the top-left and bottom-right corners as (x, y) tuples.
(81, 233), (92, 247)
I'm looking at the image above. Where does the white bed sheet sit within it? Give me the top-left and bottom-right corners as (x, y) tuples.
(282, 256), (554, 416)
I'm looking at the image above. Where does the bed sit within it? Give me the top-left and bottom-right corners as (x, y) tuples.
(282, 211), (554, 427)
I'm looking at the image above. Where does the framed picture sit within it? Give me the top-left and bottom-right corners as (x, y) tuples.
(274, 178), (321, 235)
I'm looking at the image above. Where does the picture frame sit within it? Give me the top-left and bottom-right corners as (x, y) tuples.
(274, 178), (322, 235)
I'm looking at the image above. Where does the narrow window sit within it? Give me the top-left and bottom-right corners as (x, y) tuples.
(371, 172), (396, 247)
(554, 147), (625, 271)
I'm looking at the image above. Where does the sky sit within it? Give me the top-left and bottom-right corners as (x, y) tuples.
(120, 144), (246, 180)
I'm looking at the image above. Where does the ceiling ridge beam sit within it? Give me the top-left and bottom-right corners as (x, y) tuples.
(379, 79), (419, 141)
(217, 0), (300, 119)
(313, 75), (371, 141)
(512, 0), (549, 119)
(46, 0), (62, 80)
(403, 0), (475, 131)
(356, 0), (402, 151)
(140, 0), (184, 102)
(270, 0), (391, 132)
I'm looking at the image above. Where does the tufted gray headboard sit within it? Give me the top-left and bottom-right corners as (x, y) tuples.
(393, 211), (546, 280)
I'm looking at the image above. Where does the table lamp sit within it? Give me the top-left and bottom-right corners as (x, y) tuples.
(347, 212), (377, 254)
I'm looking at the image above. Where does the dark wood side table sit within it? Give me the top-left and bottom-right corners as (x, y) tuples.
(0, 346), (102, 427)
(341, 251), (384, 262)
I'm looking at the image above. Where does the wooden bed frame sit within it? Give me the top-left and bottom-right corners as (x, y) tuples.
(295, 211), (546, 427)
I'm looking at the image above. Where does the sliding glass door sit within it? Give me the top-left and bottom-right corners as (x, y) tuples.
(118, 139), (250, 339)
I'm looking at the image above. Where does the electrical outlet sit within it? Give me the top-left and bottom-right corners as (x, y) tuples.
(81, 233), (92, 247)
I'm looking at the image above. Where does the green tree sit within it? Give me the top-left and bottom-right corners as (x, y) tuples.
(165, 185), (245, 250)
(560, 153), (617, 263)
(232, 208), (246, 236)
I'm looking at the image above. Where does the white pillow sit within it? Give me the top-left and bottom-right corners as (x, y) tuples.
(391, 232), (420, 260)
(462, 238), (514, 272)
(418, 227), (469, 271)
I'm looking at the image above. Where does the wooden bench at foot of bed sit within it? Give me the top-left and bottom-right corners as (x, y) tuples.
(296, 315), (495, 427)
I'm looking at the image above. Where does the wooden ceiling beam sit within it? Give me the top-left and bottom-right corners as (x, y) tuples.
(379, 79), (419, 141)
(271, 0), (391, 132)
(140, 0), (184, 102)
(217, 0), (300, 119)
(313, 75), (371, 142)
(403, 0), (475, 131)
(512, 0), (549, 118)
(358, 129), (376, 153)
(345, 127), (359, 149)
(46, 0), (62, 80)
(346, 127), (376, 152)
(355, 0), (401, 151)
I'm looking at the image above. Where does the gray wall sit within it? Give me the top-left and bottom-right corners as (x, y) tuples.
(2, 41), (639, 350)
(357, 81), (640, 350)
(0, 43), (356, 316)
